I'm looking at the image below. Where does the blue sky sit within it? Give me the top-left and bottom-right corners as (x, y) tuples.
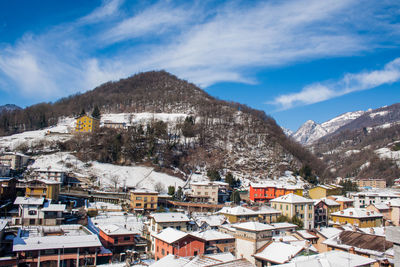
(0, 0), (400, 131)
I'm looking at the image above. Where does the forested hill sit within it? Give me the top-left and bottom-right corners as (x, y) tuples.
(0, 71), (324, 179)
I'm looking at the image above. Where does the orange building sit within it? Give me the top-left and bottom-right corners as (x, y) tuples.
(249, 183), (303, 202)
(153, 228), (205, 260)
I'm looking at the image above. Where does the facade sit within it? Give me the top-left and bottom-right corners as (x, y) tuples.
(314, 198), (340, 227)
(271, 193), (315, 229)
(0, 177), (16, 201)
(331, 208), (383, 227)
(249, 183), (303, 202)
(152, 228), (204, 261)
(190, 181), (228, 204)
(13, 197), (65, 226)
(0, 152), (29, 170)
(98, 224), (136, 254)
(308, 184), (342, 199)
(232, 222), (275, 264)
(33, 168), (66, 183)
(366, 203), (390, 224)
(149, 212), (191, 253)
(130, 188), (158, 212)
(351, 190), (400, 208)
(75, 115), (100, 133)
(25, 179), (61, 201)
(357, 179), (386, 189)
(103, 121), (127, 129)
(13, 225), (111, 266)
(191, 230), (235, 254)
(217, 206), (281, 224)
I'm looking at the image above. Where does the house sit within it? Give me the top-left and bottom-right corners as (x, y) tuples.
(249, 182), (303, 203)
(13, 197), (65, 226)
(98, 224), (137, 254)
(331, 208), (383, 227)
(103, 120), (127, 129)
(366, 203), (390, 224)
(0, 177), (16, 202)
(308, 184), (342, 199)
(277, 250), (377, 267)
(32, 168), (67, 183)
(270, 222), (297, 236)
(149, 212), (191, 253)
(130, 188), (158, 212)
(314, 198), (340, 227)
(218, 206), (258, 223)
(189, 181), (229, 204)
(327, 195), (354, 210)
(191, 230), (235, 254)
(252, 206), (282, 223)
(351, 190), (400, 208)
(152, 227), (205, 260)
(357, 178), (386, 189)
(149, 253), (254, 267)
(194, 214), (227, 230)
(387, 199), (400, 226)
(0, 152), (30, 170)
(323, 230), (393, 265)
(271, 193), (315, 229)
(312, 227), (343, 252)
(25, 179), (61, 201)
(75, 114), (100, 132)
(253, 241), (308, 266)
(232, 221), (275, 264)
(13, 225), (111, 266)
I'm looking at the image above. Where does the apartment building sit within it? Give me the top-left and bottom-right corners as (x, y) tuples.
(308, 184), (342, 199)
(271, 193), (315, 229)
(0, 152), (29, 170)
(75, 115), (100, 133)
(249, 182), (303, 202)
(357, 178), (386, 189)
(130, 188), (158, 212)
(331, 208), (383, 227)
(25, 179), (61, 201)
(190, 181), (228, 204)
(351, 190), (400, 208)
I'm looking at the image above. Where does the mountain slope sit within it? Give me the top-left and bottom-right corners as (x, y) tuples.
(0, 104), (21, 113)
(0, 71), (324, 180)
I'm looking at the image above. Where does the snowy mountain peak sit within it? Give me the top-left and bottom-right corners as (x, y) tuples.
(292, 110), (365, 145)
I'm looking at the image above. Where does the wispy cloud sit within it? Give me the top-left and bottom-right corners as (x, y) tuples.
(270, 57), (400, 110)
(0, 0), (399, 103)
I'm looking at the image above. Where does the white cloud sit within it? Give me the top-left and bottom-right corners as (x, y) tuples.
(79, 0), (123, 23)
(270, 57), (400, 110)
(0, 0), (399, 103)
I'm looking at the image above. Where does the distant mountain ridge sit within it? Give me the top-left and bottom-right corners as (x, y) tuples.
(0, 104), (21, 113)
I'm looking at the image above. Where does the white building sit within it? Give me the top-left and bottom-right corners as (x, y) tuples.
(32, 168), (67, 183)
(351, 189), (400, 208)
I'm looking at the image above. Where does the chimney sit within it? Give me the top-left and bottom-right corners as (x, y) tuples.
(340, 211), (344, 214)
(349, 247), (355, 254)
(349, 211), (353, 216)
(369, 228), (375, 234)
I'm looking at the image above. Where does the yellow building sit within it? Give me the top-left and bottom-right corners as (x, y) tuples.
(330, 208), (383, 227)
(75, 115), (100, 133)
(271, 193), (315, 229)
(130, 189), (158, 212)
(308, 184), (342, 199)
(25, 179), (61, 201)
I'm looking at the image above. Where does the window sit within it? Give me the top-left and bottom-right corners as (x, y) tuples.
(136, 203), (142, 207)
(136, 197), (142, 200)
(301, 205), (304, 210)
(124, 236), (131, 241)
(162, 249), (165, 255)
(28, 210), (37, 215)
(176, 226), (181, 230)
(286, 205), (288, 210)
(144, 197), (148, 202)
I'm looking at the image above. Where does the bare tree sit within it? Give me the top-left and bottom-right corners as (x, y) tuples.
(154, 182), (165, 193)
(110, 175), (120, 191)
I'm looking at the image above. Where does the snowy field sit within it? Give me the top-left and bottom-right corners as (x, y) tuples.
(30, 152), (185, 192)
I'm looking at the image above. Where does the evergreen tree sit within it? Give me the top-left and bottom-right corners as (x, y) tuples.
(207, 169), (221, 181)
(175, 186), (183, 201)
(168, 186), (175, 196)
(291, 215), (304, 229)
(225, 172), (235, 188)
(230, 190), (241, 204)
(91, 105), (101, 119)
(80, 108), (86, 116)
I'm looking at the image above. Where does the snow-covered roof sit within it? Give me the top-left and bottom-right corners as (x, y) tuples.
(217, 206), (256, 216)
(331, 208), (383, 218)
(330, 195), (353, 202)
(296, 230), (317, 239)
(14, 197), (44, 205)
(371, 203), (390, 210)
(194, 214), (226, 227)
(232, 221), (274, 232)
(320, 197), (340, 206)
(272, 235), (299, 242)
(150, 212), (190, 223)
(13, 225), (101, 251)
(98, 224), (136, 236)
(279, 251), (377, 267)
(41, 203), (66, 212)
(250, 182), (303, 190)
(191, 230), (234, 241)
(206, 252), (236, 262)
(152, 227), (188, 244)
(387, 199), (400, 207)
(316, 227), (343, 239)
(0, 220), (8, 232)
(359, 227), (386, 236)
(270, 222), (298, 229)
(149, 254), (190, 267)
(191, 181), (228, 186)
(254, 241), (304, 264)
(271, 193), (314, 204)
(130, 188), (158, 194)
(27, 178), (61, 185)
(253, 206), (281, 215)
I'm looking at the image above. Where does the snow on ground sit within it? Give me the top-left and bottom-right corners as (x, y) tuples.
(101, 113), (188, 127)
(369, 110), (389, 119)
(359, 161), (370, 170)
(375, 147), (400, 167)
(30, 152), (185, 192)
(344, 150), (360, 156)
(0, 117), (75, 151)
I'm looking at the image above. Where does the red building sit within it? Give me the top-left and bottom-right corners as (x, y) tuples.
(98, 224), (136, 254)
(153, 228), (205, 260)
(249, 183), (302, 202)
